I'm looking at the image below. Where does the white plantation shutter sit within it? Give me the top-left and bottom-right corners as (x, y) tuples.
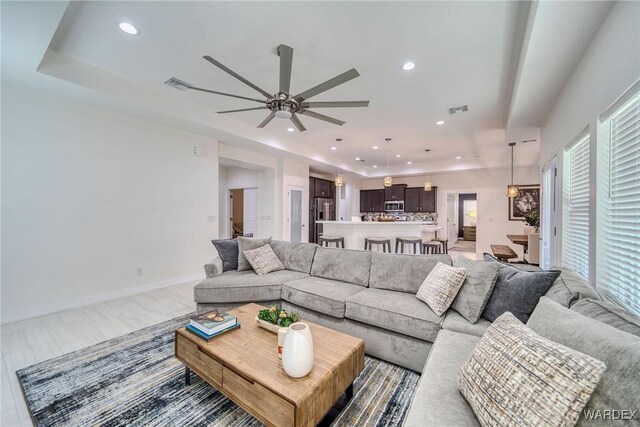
(600, 93), (640, 315)
(563, 135), (590, 279)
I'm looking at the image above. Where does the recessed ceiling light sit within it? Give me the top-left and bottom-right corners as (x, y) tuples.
(287, 127), (295, 132)
(436, 120), (445, 125)
(373, 146), (378, 150)
(355, 157), (360, 161)
(407, 161), (412, 165)
(331, 147), (337, 150)
(373, 165), (378, 168)
(401, 62), (416, 71)
(118, 22), (139, 35)
(456, 156), (462, 160)
(396, 154), (401, 158)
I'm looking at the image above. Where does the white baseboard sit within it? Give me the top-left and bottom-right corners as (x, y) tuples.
(0, 273), (205, 325)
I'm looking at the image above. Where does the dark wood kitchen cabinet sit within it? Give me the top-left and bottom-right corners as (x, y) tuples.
(312, 178), (334, 199)
(360, 189), (385, 212)
(404, 187), (437, 212)
(384, 184), (406, 201)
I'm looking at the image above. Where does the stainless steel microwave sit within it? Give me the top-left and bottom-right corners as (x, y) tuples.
(384, 200), (404, 212)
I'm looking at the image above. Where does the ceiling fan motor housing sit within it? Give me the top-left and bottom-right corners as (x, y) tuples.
(270, 97), (298, 119)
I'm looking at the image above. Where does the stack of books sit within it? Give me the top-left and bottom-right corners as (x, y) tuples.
(187, 311), (240, 341)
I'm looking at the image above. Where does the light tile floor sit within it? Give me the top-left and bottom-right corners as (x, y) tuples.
(0, 252), (478, 426)
(0, 281), (197, 427)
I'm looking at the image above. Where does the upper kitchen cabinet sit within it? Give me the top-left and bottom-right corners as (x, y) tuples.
(384, 184), (406, 201)
(312, 178), (334, 199)
(404, 187), (437, 212)
(360, 189), (385, 212)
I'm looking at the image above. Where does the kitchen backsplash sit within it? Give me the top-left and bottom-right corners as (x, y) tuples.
(361, 212), (438, 223)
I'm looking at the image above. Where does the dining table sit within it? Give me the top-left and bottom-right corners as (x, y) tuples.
(507, 234), (529, 253)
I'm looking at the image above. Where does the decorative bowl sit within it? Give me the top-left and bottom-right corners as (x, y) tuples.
(255, 317), (280, 333)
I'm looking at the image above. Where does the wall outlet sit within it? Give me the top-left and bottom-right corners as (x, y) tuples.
(136, 267), (143, 276)
(193, 144), (202, 156)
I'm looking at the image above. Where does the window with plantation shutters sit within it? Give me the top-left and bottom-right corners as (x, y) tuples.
(562, 135), (590, 279)
(599, 92), (640, 315)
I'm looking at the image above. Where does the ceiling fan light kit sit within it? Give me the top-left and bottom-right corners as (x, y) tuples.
(170, 44), (369, 132)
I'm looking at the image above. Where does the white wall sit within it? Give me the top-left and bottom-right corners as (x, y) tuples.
(1, 83), (220, 322)
(361, 166), (540, 258)
(540, 1), (640, 280)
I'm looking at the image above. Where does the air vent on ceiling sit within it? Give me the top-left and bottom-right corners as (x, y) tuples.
(355, 159), (366, 163)
(448, 105), (469, 114)
(522, 139), (538, 144)
(165, 77), (191, 91)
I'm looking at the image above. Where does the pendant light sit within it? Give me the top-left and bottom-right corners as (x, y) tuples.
(423, 149), (432, 191)
(384, 138), (393, 187)
(507, 142), (519, 197)
(334, 138), (343, 187)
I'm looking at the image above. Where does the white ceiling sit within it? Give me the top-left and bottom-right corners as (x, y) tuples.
(6, 1), (615, 176)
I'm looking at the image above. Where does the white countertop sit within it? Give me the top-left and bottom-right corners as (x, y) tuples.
(317, 220), (441, 227)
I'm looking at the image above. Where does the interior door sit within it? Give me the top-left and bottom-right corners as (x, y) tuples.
(447, 193), (457, 245)
(288, 186), (304, 242)
(541, 160), (558, 269)
(243, 188), (258, 237)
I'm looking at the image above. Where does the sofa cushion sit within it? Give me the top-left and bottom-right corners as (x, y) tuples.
(281, 277), (364, 318)
(416, 262), (467, 316)
(403, 330), (481, 427)
(345, 288), (443, 341)
(571, 298), (640, 337)
(451, 257), (500, 324)
(528, 297), (640, 426)
(242, 244), (284, 276)
(194, 270), (308, 303)
(368, 252), (451, 293)
(237, 236), (272, 271)
(211, 239), (239, 272)
(545, 266), (602, 307)
(482, 254), (561, 323)
(442, 310), (491, 337)
(270, 240), (318, 274)
(459, 312), (606, 427)
(310, 247), (372, 286)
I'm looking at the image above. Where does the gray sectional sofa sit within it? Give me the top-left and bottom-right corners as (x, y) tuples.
(195, 240), (640, 426)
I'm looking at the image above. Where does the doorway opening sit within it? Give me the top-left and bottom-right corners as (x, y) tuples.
(229, 187), (257, 238)
(445, 192), (478, 253)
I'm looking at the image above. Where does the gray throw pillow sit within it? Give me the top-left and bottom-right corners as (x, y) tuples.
(571, 298), (640, 337)
(237, 236), (272, 271)
(451, 257), (500, 324)
(528, 297), (640, 426)
(481, 254), (560, 323)
(211, 239), (239, 272)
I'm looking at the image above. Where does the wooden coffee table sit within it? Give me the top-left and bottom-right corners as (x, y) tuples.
(175, 303), (365, 427)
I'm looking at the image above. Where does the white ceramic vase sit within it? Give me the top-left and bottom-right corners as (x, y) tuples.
(281, 323), (314, 378)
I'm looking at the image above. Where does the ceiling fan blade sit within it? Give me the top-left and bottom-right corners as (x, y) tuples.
(217, 107), (268, 114)
(299, 109), (345, 126)
(189, 86), (267, 103)
(294, 68), (360, 102)
(290, 113), (307, 132)
(278, 44), (294, 94)
(203, 55), (272, 99)
(300, 101), (369, 108)
(257, 112), (276, 128)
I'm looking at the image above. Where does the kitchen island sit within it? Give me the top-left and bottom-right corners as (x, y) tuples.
(316, 221), (444, 252)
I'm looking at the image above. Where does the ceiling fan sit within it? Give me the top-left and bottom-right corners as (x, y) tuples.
(166, 44), (369, 132)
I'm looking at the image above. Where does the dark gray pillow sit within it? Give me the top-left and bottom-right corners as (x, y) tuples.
(211, 239), (239, 272)
(571, 298), (640, 337)
(482, 254), (560, 323)
(528, 297), (640, 425)
(451, 257), (500, 324)
(237, 236), (272, 271)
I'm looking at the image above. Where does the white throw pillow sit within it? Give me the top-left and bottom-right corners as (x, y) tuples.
(458, 312), (606, 427)
(243, 244), (284, 276)
(416, 262), (467, 316)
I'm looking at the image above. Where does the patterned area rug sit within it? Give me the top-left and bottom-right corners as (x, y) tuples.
(17, 313), (420, 426)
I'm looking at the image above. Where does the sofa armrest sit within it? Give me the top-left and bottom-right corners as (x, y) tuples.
(204, 257), (223, 278)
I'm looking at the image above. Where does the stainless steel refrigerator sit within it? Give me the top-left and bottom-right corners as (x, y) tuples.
(311, 197), (335, 243)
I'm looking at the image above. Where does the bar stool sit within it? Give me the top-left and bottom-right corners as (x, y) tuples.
(421, 242), (442, 254)
(430, 238), (449, 254)
(395, 236), (422, 254)
(318, 235), (345, 248)
(365, 236), (392, 253)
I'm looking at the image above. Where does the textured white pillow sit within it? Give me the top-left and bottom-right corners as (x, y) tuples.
(243, 244), (284, 276)
(416, 262), (467, 316)
(459, 312), (606, 427)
